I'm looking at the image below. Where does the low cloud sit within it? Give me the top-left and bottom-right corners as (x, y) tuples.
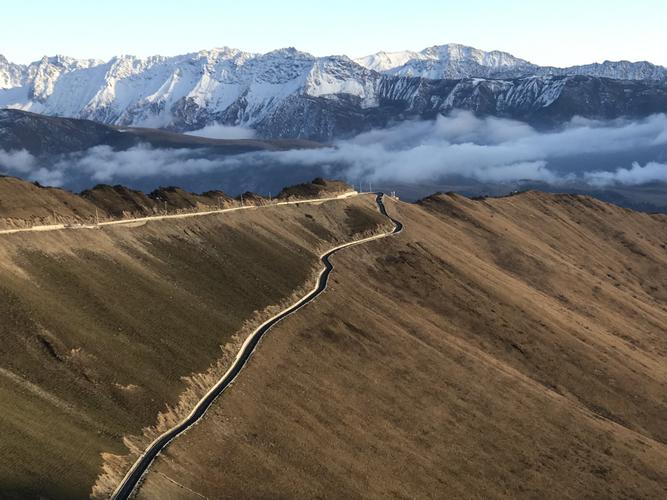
(51, 145), (236, 184)
(1, 111), (666, 191)
(185, 123), (256, 140)
(0, 149), (36, 173)
(585, 161), (667, 187)
(268, 111), (667, 185)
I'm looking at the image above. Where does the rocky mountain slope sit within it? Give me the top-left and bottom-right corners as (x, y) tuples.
(135, 192), (667, 500)
(2, 45), (667, 140)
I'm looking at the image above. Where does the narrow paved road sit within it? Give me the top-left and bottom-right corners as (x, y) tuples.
(111, 193), (402, 500)
(0, 191), (359, 236)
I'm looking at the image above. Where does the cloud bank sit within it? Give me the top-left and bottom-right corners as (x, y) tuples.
(1, 111), (666, 192)
(266, 111), (667, 185)
(585, 161), (667, 187)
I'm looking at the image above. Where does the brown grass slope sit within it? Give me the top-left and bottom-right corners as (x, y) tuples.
(0, 176), (101, 229)
(277, 178), (352, 200)
(80, 184), (238, 219)
(2, 177), (353, 229)
(0, 194), (389, 499)
(79, 185), (159, 218)
(137, 192), (667, 500)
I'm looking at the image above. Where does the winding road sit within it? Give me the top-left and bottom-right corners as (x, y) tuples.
(111, 193), (403, 499)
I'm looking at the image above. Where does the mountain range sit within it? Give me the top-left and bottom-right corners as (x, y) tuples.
(2, 44), (667, 141)
(357, 43), (667, 80)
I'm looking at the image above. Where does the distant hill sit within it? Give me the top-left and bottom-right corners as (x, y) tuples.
(0, 109), (321, 156)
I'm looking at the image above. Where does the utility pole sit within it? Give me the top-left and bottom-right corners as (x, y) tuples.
(95, 208), (99, 225)
(241, 193), (244, 207)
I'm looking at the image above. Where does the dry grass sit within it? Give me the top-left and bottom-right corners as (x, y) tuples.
(0, 194), (389, 499)
(0, 176), (100, 228)
(136, 192), (667, 499)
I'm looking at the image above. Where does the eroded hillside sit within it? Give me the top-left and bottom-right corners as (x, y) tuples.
(136, 192), (667, 499)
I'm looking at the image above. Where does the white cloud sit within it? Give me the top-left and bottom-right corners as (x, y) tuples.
(2, 111), (667, 189)
(185, 123), (256, 140)
(585, 161), (667, 187)
(0, 148), (36, 173)
(267, 111), (667, 185)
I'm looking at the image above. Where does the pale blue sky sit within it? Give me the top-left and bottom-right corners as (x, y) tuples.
(2, 0), (665, 66)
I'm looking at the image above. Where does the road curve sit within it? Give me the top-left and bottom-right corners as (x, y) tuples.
(111, 193), (402, 499)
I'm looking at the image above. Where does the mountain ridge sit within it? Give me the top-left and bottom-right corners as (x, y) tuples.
(2, 43), (667, 140)
(355, 43), (667, 80)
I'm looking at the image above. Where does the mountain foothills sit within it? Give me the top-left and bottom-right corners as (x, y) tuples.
(2, 44), (667, 140)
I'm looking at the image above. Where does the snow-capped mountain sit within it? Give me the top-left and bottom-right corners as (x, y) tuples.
(355, 44), (667, 80)
(2, 43), (667, 141)
(356, 44), (538, 79)
(0, 48), (380, 132)
(544, 60), (667, 81)
(355, 43), (667, 81)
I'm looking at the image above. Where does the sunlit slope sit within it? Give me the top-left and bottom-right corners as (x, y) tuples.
(138, 192), (667, 499)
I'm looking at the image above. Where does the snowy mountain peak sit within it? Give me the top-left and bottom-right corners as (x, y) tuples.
(264, 47), (313, 59)
(355, 43), (537, 79)
(1, 44), (666, 140)
(356, 43), (667, 81)
(354, 50), (422, 73)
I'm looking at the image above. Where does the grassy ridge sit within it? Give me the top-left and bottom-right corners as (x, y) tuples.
(0, 195), (388, 499)
(138, 192), (667, 499)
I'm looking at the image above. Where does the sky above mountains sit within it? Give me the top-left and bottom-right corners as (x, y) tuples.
(2, 0), (666, 67)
